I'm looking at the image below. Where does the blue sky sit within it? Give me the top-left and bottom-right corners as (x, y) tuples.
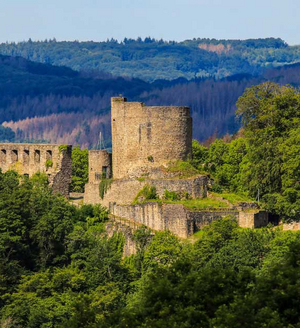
(0, 0), (299, 45)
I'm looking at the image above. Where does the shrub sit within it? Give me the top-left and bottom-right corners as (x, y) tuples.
(133, 185), (157, 204)
(164, 190), (180, 201)
(45, 159), (53, 169)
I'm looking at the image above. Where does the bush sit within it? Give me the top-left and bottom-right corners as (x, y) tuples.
(164, 190), (180, 201)
(133, 185), (157, 204)
(45, 159), (53, 169)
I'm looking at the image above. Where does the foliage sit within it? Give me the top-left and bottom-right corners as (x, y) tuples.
(191, 139), (208, 169)
(70, 146), (88, 193)
(99, 178), (113, 200)
(189, 82), (300, 220)
(45, 159), (53, 169)
(58, 144), (68, 153)
(163, 189), (181, 201)
(3, 49), (300, 146)
(0, 37), (296, 82)
(236, 83), (300, 219)
(0, 125), (15, 142)
(132, 185), (157, 204)
(212, 192), (253, 205)
(1, 174), (300, 327)
(163, 197), (230, 210)
(166, 160), (200, 178)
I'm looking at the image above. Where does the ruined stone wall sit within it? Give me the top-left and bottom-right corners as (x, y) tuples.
(105, 221), (137, 257)
(190, 210), (239, 231)
(109, 202), (269, 238)
(88, 150), (112, 183)
(0, 143), (72, 197)
(282, 222), (300, 231)
(109, 202), (193, 238)
(84, 175), (208, 207)
(151, 176), (208, 199)
(238, 211), (269, 228)
(85, 178), (145, 206)
(111, 97), (193, 179)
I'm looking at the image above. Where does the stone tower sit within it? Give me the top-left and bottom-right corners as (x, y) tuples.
(111, 97), (192, 179)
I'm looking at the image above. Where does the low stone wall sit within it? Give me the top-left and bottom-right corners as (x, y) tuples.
(109, 202), (192, 238)
(150, 175), (208, 199)
(281, 222), (300, 231)
(84, 175), (208, 207)
(85, 178), (145, 206)
(105, 221), (137, 257)
(190, 210), (239, 230)
(238, 211), (269, 228)
(109, 202), (269, 238)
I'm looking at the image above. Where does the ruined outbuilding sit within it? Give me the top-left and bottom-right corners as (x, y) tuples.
(0, 143), (72, 197)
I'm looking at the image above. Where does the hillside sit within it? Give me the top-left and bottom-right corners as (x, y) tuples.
(0, 38), (300, 82)
(2, 170), (300, 327)
(2, 53), (300, 147)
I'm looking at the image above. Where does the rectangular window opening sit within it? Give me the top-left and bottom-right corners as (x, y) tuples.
(0, 149), (6, 164)
(46, 150), (52, 161)
(23, 150), (29, 165)
(11, 150), (18, 163)
(34, 150), (40, 164)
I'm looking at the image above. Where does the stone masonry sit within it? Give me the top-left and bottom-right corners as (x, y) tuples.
(0, 143), (72, 197)
(111, 97), (192, 179)
(109, 202), (269, 238)
(84, 150), (112, 204)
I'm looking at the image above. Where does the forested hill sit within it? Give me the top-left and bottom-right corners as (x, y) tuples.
(2, 53), (300, 147)
(0, 37), (300, 82)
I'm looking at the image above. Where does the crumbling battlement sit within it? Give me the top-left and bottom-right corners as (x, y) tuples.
(0, 143), (72, 197)
(111, 97), (193, 179)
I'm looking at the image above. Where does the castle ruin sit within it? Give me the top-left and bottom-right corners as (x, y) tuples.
(84, 97), (269, 237)
(0, 143), (72, 197)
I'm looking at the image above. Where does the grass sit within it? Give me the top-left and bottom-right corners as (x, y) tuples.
(132, 185), (157, 205)
(163, 198), (230, 211)
(165, 160), (200, 179)
(211, 192), (254, 205)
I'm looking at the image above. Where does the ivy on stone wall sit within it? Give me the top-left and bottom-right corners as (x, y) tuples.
(99, 178), (113, 199)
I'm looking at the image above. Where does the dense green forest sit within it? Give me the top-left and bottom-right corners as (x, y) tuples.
(191, 82), (300, 220)
(2, 50), (300, 146)
(0, 37), (299, 81)
(1, 169), (300, 327)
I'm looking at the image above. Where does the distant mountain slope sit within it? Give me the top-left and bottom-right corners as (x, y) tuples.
(0, 38), (299, 82)
(1, 54), (300, 147)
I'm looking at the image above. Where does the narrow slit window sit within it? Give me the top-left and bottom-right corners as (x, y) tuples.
(23, 150), (29, 165)
(11, 150), (18, 163)
(46, 150), (52, 161)
(34, 150), (40, 164)
(0, 149), (6, 164)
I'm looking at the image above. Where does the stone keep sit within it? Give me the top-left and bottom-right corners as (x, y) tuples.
(111, 97), (193, 179)
(0, 143), (72, 197)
